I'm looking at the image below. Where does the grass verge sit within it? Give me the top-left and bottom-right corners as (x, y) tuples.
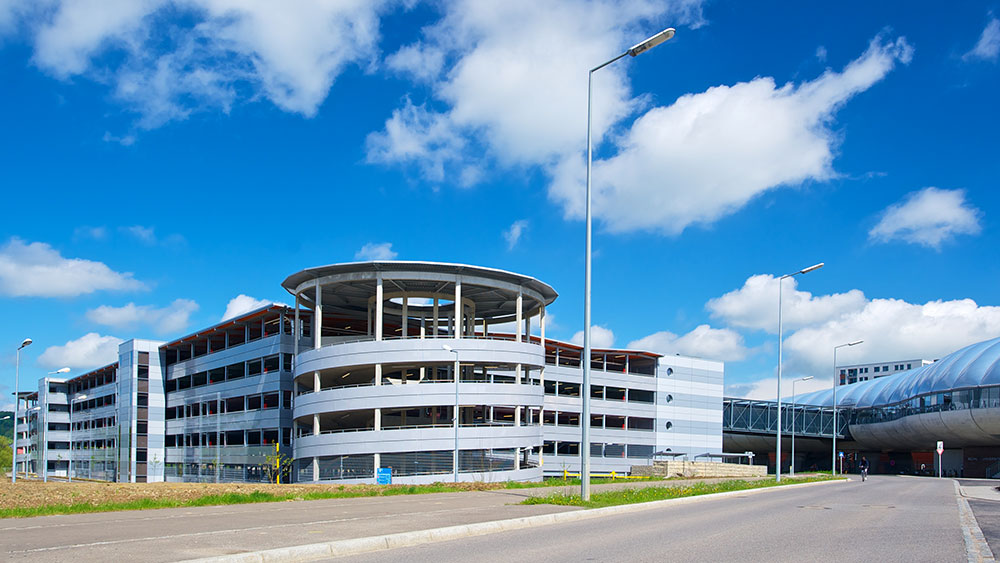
(0, 476), (662, 519)
(521, 475), (841, 508)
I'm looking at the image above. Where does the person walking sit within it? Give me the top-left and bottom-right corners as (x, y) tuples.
(859, 456), (870, 482)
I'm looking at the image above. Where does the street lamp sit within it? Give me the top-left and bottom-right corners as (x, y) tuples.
(775, 262), (823, 482)
(583, 26), (675, 502)
(833, 340), (863, 474)
(442, 344), (460, 483)
(11, 337), (31, 484)
(69, 393), (87, 482)
(790, 376), (813, 476)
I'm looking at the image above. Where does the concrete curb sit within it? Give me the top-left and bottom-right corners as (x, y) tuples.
(954, 480), (997, 563)
(180, 479), (846, 563)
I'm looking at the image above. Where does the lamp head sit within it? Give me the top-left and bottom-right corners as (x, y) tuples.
(50, 367), (71, 375)
(801, 376), (814, 382)
(848, 340), (863, 346)
(628, 28), (675, 57)
(19, 338), (32, 349)
(441, 345), (453, 352)
(799, 263), (824, 275)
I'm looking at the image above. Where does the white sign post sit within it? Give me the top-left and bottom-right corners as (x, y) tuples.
(936, 441), (944, 478)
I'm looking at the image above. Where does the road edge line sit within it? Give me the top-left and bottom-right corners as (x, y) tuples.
(954, 480), (997, 563)
(180, 478), (846, 563)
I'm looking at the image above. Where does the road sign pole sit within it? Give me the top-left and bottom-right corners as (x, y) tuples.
(936, 440), (944, 478)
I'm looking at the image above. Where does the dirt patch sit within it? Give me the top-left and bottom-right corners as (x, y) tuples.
(0, 480), (505, 510)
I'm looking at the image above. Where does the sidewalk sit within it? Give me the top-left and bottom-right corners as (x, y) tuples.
(1, 476), (776, 562)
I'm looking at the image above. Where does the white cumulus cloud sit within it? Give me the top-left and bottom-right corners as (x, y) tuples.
(707, 274), (866, 333)
(11, 0), (391, 128)
(551, 34), (913, 233)
(868, 187), (982, 249)
(964, 16), (1000, 62)
(784, 297), (1000, 376)
(503, 220), (528, 250)
(628, 324), (748, 361)
(0, 238), (146, 297)
(87, 299), (199, 335)
(368, 0), (705, 182)
(571, 325), (616, 348)
(725, 375), (832, 401)
(221, 294), (276, 321)
(38, 333), (123, 369)
(355, 242), (398, 261)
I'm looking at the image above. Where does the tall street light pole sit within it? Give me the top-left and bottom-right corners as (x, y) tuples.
(583, 26), (675, 502)
(12, 338), (32, 484)
(775, 262), (823, 482)
(790, 376), (813, 476)
(833, 340), (863, 474)
(443, 345), (460, 483)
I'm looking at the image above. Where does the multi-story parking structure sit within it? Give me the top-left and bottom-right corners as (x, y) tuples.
(283, 261), (556, 484)
(160, 306), (296, 483)
(537, 341), (723, 474)
(14, 260), (725, 484)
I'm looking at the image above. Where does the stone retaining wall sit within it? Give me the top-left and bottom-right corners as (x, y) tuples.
(631, 460), (767, 479)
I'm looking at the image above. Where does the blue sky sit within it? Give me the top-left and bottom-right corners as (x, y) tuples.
(2, 0), (999, 407)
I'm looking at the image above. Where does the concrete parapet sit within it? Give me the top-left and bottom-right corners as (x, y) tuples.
(631, 460), (767, 479)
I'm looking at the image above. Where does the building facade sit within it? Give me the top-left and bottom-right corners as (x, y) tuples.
(837, 359), (934, 386)
(15, 261), (724, 484)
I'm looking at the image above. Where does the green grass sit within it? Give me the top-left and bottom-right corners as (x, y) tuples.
(521, 475), (841, 508)
(503, 476), (666, 489)
(0, 483), (482, 519)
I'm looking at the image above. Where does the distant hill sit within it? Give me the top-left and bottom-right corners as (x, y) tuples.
(1, 410), (12, 440)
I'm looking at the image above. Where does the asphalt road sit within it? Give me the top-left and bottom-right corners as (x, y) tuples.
(343, 476), (966, 563)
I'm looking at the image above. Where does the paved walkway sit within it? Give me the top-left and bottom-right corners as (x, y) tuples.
(0, 477), (758, 562)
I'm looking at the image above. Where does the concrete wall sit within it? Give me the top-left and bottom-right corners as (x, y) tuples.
(632, 460), (766, 479)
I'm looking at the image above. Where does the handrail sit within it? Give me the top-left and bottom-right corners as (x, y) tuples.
(297, 378), (540, 396)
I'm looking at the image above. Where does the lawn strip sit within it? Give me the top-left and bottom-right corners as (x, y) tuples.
(521, 476), (841, 508)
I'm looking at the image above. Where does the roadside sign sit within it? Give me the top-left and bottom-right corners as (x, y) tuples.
(376, 467), (392, 485)
(838, 451), (844, 458)
(936, 441), (944, 455)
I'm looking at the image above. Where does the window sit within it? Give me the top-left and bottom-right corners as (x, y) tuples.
(225, 430), (244, 446)
(246, 430), (261, 446)
(282, 427), (292, 446)
(263, 393), (279, 409)
(225, 396), (244, 412)
(283, 391), (292, 410)
(263, 355), (280, 373)
(138, 351), (149, 364)
(137, 422), (148, 435)
(226, 363), (245, 381)
(247, 395), (262, 410)
(247, 360), (262, 376)
(283, 354), (293, 372)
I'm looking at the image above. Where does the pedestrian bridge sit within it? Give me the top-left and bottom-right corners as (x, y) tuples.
(723, 398), (849, 439)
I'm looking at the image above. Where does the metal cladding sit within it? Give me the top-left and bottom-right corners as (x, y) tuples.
(796, 336), (1000, 408)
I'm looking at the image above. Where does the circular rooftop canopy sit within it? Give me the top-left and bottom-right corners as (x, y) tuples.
(282, 261), (558, 323)
(795, 336), (1000, 408)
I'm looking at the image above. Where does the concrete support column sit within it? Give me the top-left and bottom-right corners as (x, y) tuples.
(402, 297), (408, 339)
(375, 275), (383, 341)
(314, 281), (323, 350)
(293, 292), (300, 358)
(515, 292), (523, 342)
(375, 364), (382, 386)
(375, 407), (381, 430)
(433, 298), (439, 336)
(420, 317), (426, 339)
(312, 456), (318, 483)
(455, 280), (462, 338)
(313, 414), (319, 436)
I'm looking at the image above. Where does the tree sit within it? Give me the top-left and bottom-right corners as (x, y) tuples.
(1, 435), (13, 473)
